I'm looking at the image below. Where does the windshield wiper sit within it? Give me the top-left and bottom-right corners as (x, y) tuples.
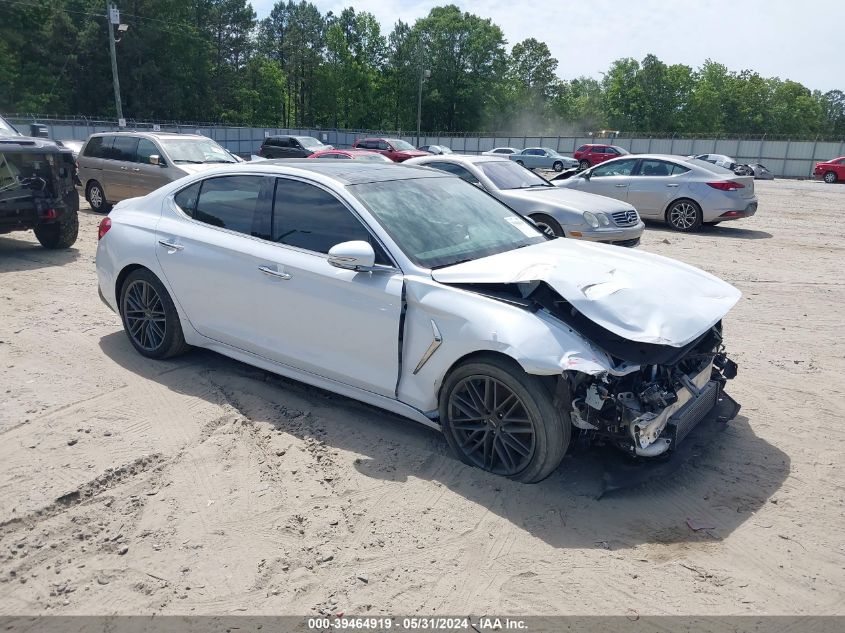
(205, 159), (236, 163)
(173, 159), (205, 164)
(431, 257), (475, 269)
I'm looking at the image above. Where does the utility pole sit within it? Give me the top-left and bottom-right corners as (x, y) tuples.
(107, 1), (124, 124)
(415, 39), (429, 148)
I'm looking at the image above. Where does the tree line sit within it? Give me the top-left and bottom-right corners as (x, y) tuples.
(1, 0), (843, 138)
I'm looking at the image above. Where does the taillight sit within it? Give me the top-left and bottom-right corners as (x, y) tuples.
(707, 181), (745, 191)
(98, 217), (112, 240)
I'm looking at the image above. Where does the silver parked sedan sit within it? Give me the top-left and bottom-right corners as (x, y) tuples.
(404, 155), (644, 246)
(509, 147), (578, 172)
(96, 161), (740, 482)
(555, 154), (758, 232)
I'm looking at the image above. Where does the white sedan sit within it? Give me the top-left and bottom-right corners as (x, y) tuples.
(96, 161), (741, 482)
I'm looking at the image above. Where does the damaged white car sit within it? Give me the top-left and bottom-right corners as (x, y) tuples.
(95, 162), (740, 483)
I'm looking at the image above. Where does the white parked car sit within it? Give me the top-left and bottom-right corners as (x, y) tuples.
(96, 161), (741, 482)
(482, 147), (520, 156)
(555, 154), (759, 232)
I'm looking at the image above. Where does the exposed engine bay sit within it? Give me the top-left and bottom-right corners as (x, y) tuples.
(451, 279), (740, 458)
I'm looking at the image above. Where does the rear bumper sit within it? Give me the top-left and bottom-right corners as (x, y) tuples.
(717, 200), (758, 220)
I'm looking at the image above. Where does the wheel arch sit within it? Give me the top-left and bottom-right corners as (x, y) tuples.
(663, 196), (701, 220)
(115, 263), (150, 305)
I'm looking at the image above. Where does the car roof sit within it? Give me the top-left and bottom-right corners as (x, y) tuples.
(90, 131), (207, 141)
(258, 160), (448, 184)
(411, 154), (508, 165)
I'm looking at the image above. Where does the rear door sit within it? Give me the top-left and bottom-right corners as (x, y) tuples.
(102, 135), (140, 201)
(626, 159), (691, 218)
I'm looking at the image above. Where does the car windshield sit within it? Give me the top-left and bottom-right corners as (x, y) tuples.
(438, 146), (454, 154)
(477, 160), (552, 190)
(158, 138), (236, 164)
(0, 116), (20, 136)
(296, 136), (323, 148)
(349, 176), (546, 269)
(388, 139), (415, 151)
(612, 146), (630, 155)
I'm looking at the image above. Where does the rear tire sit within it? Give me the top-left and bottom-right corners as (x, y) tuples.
(439, 356), (569, 483)
(824, 171), (837, 184)
(119, 269), (190, 360)
(34, 211), (79, 249)
(530, 213), (564, 237)
(578, 159), (590, 170)
(87, 181), (111, 213)
(666, 199), (703, 232)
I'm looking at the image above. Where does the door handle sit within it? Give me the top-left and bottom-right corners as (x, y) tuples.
(666, 183), (680, 188)
(132, 167), (140, 172)
(158, 239), (184, 251)
(615, 183), (628, 187)
(258, 265), (291, 280)
(120, 166), (128, 171)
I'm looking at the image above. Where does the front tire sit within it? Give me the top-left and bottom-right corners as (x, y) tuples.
(824, 171), (837, 184)
(87, 181), (111, 213)
(553, 161), (564, 172)
(530, 213), (564, 237)
(578, 159), (590, 170)
(119, 269), (190, 359)
(666, 199), (703, 232)
(439, 356), (569, 483)
(34, 211), (79, 249)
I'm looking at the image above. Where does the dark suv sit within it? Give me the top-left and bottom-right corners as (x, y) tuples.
(0, 115), (79, 249)
(258, 135), (331, 159)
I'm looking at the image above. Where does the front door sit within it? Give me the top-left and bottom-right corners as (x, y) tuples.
(132, 138), (172, 198)
(579, 157), (639, 201)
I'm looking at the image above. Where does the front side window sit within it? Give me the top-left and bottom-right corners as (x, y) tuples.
(158, 138), (236, 164)
(350, 176), (546, 269)
(377, 140), (391, 151)
(576, 145), (588, 153)
(478, 160), (550, 190)
(136, 139), (160, 164)
(272, 178), (388, 263)
(591, 158), (638, 177)
(193, 176), (270, 239)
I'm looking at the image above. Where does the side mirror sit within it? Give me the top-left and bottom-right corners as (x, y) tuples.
(581, 170), (591, 180)
(328, 241), (378, 271)
(149, 154), (165, 166)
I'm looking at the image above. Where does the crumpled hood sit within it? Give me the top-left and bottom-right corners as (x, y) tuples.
(431, 239), (740, 347)
(502, 186), (637, 213)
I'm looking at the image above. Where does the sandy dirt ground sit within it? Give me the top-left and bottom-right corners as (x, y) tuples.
(0, 179), (843, 617)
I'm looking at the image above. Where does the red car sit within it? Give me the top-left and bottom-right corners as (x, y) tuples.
(573, 144), (630, 170)
(308, 149), (392, 162)
(351, 137), (429, 162)
(813, 157), (845, 183)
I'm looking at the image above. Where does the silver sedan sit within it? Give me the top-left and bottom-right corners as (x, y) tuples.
(555, 154), (759, 232)
(404, 155), (644, 246)
(509, 148), (578, 172)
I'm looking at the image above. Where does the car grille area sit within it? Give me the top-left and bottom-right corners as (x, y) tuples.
(668, 380), (720, 445)
(611, 210), (639, 226)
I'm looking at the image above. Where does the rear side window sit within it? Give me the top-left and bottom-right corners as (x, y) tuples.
(110, 136), (139, 161)
(426, 161), (480, 184)
(174, 182), (201, 215)
(272, 178), (388, 263)
(193, 176), (271, 239)
(669, 163), (690, 175)
(83, 136), (106, 158)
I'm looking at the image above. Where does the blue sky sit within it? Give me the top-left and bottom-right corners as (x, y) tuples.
(251, 0), (843, 93)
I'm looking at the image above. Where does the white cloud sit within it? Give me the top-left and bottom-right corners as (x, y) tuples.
(252, 0), (843, 92)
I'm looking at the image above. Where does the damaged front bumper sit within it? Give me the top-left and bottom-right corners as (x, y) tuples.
(567, 328), (739, 459)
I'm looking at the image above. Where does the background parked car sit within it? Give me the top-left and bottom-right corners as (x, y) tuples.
(509, 148), (578, 172)
(78, 132), (238, 213)
(417, 144), (453, 155)
(556, 154), (758, 232)
(482, 147), (520, 156)
(351, 137), (428, 162)
(573, 144), (630, 170)
(405, 154), (644, 245)
(308, 149), (392, 161)
(691, 153), (738, 170)
(56, 139), (84, 159)
(813, 157), (845, 183)
(258, 135), (331, 159)
(742, 163), (774, 180)
(0, 113), (79, 249)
